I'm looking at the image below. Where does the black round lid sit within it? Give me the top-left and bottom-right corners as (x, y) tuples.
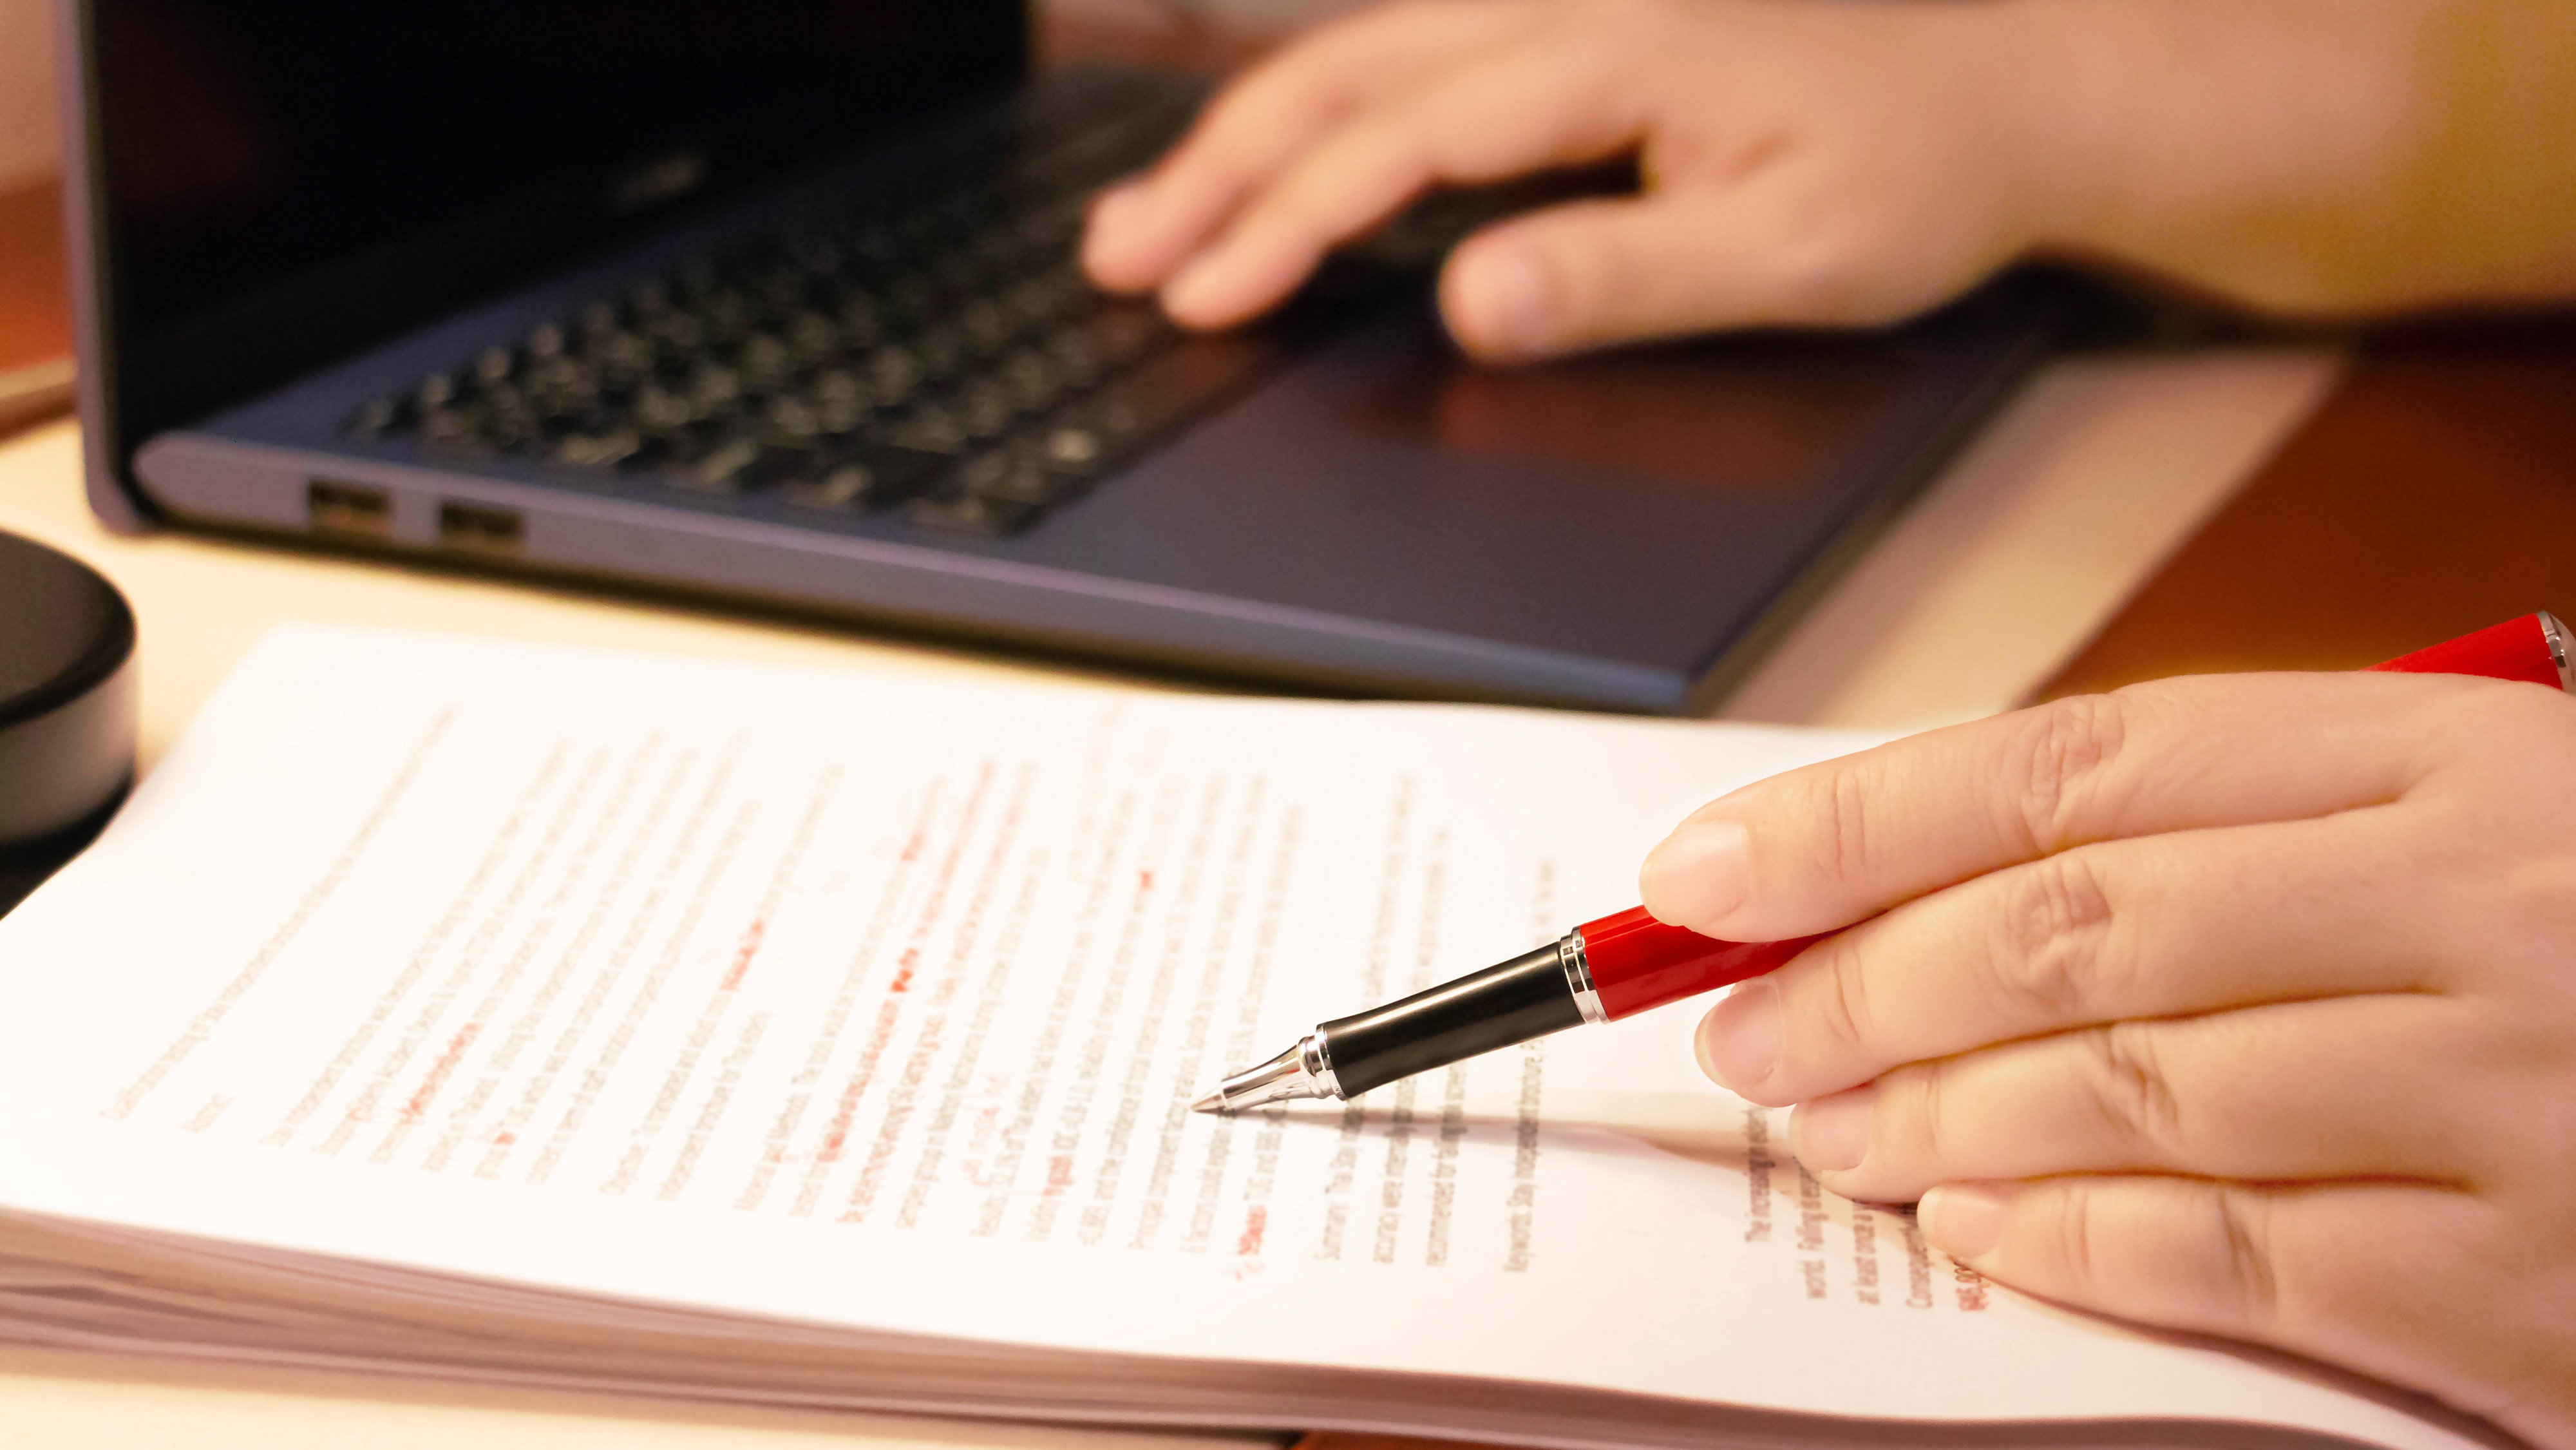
(0, 531), (138, 898)
(0, 531), (133, 731)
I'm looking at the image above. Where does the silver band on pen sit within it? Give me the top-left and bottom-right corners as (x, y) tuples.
(2541, 611), (2572, 694)
(1558, 930), (1606, 1025)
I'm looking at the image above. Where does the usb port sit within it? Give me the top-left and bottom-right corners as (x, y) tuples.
(307, 479), (392, 539)
(437, 501), (524, 557)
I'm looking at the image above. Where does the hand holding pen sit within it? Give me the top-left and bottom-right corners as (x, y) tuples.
(1204, 613), (2576, 1449)
(1201, 613), (2571, 1112)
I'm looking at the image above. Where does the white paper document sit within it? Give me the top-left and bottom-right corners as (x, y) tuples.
(0, 627), (2505, 1449)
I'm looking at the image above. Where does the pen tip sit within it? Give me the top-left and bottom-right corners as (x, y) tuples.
(1191, 1090), (1227, 1114)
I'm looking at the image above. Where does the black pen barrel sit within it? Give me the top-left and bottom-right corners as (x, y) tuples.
(1317, 940), (1586, 1098)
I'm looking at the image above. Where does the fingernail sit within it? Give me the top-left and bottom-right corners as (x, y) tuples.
(1790, 1087), (1873, 1173)
(1448, 245), (1553, 354)
(1695, 978), (1783, 1091)
(1083, 186), (1155, 278)
(1161, 249), (1234, 322)
(1088, 182), (1152, 246)
(1639, 817), (1752, 931)
(1919, 1184), (2010, 1261)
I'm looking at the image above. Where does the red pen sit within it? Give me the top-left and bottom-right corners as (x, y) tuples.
(1194, 611), (2573, 1112)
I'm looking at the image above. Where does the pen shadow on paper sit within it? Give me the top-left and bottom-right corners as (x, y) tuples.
(1245, 1090), (1759, 1170)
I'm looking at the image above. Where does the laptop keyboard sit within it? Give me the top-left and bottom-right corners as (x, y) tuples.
(345, 97), (1285, 539)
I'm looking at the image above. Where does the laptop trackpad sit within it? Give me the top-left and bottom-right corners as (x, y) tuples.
(1052, 301), (2007, 674)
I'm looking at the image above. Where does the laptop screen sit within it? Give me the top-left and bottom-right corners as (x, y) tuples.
(81, 0), (1027, 479)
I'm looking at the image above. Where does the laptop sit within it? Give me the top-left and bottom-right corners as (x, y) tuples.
(59, 0), (2065, 713)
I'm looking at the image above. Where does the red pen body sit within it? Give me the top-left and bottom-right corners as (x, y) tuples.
(2371, 610), (2570, 692)
(1570, 907), (1817, 1021)
(1195, 613), (2573, 1112)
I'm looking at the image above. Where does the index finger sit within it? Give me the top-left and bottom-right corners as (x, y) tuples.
(1082, 0), (1537, 294)
(1638, 671), (2473, 943)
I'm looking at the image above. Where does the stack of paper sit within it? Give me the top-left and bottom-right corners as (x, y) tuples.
(0, 628), (2501, 1449)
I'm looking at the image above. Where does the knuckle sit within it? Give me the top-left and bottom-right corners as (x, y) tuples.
(1894, 1064), (1949, 1170)
(2009, 694), (2134, 854)
(1803, 935), (1878, 1062)
(2075, 1022), (2188, 1161)
(2043, 1179), (2108, 1295)
(1299, 0), (1431, 62)
(1527, 225), (1622, 330)
(2029, 1179), (2282, 1332)
(1755, 222), (1883, 318)
(1274, 138), (1411, 230)
(1984, 854), (2119, 1025)
(1810, 761), (1879, 887)
(1202, 68), (1334, 154)
(1577, 0), (1656, 28)
(2206, 1185), (2282, 1331)
(1359, 0), (1440, 26)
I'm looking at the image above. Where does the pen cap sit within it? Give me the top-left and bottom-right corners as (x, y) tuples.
(2370, 611), (2570, 693)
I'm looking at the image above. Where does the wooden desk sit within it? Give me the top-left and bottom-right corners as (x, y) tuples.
(2043, 318), (2576, 692)
(0, 174), (73, 434)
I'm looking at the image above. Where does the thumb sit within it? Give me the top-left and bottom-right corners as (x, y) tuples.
(1437, 185), (1930, 361)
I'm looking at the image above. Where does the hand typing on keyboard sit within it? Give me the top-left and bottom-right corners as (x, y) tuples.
(1083, 0), (2576, 362)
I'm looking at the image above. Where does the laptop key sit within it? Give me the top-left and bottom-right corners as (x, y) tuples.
(779, 462), (874, 510)
(866, 347), (924, 404)
(688, 363), (744, 414)
(1031, 421), (1110, 476)
(762, 396), (825, 448)
(646, 309), (708, 354)
(1079, 301), (1169, 367)
(416, 372), (460, 411)
(665, 434), (766, 492)
(1075, 333), (1276, 446)
(889, 405), (969, 455)
(958, 449), (1075, 508)
(998, 348), (1067, 412)
(780, 444), (948, 510)
(738, 333), (797, 391)
(837, 295), (887, 350)
(526, 356), (601, 410)
(957, 298), (1017, 356)
(904, 491), (1042, 538)
(694, 289), (756, 345)
(549, 428), (643, 472)
(1004, 267), (1088, 331)
(418, 406), (497, 455)
(589, 329), (656, 380)
(914, 325), (975, 383)
(953, 379), (1017, 441)
(348, 396), (401, 435)
(785, 311), (844, 365)
(632, 383), (697, 434)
